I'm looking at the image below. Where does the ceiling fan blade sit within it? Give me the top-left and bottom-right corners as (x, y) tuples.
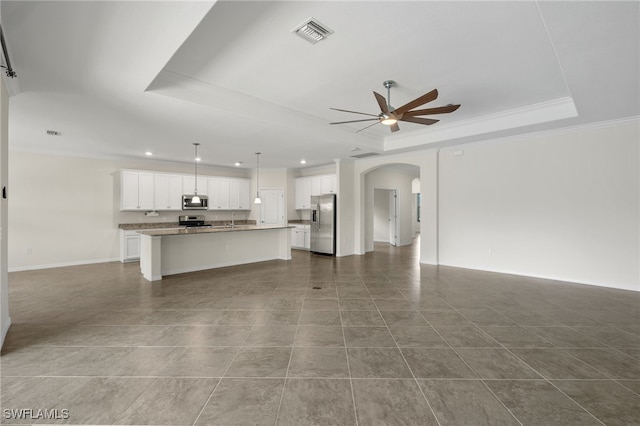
(330, 118), (380, 125)
(400, 116), (440, 125)
(373, 91), (389, 114)
(404, 104), (461, 116)
(395, 89), (439, 115)
(356, 121), (380, 133)
(390, 122), (400, 132)
(329, 107), (379, 117)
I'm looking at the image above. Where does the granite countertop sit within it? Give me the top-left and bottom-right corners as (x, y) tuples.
(119, 220), (256, 231)
(136, 224), (293, 236)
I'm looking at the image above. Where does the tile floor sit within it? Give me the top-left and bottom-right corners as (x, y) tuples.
(1, 241), (639, 425)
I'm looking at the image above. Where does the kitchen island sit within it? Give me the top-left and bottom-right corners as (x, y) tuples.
(137, 225), (292, 281)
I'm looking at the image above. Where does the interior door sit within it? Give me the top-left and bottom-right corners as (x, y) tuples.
(260, 189), (284, 226)
(389, 190), (398, 246)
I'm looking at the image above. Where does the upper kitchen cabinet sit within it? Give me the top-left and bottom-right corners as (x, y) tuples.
(121, 170), (155, 210)
(208, 177), (251, 210)
(295, 177), (312, 209)
(321, 175), (337, 194)
(154, 174), (183, 211)
(119, 170), (251, 212)
(183, 176), (208, 197)
(295, 174), (337, 209)
(208, 177), (230, 210)
(229, 178), (251, 210)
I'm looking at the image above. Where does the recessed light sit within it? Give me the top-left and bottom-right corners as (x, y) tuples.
(145, 151), (153, 156)
(235, 162), (242, 167)
(300, 159), (307, 164)
(195, 157), (201, 162)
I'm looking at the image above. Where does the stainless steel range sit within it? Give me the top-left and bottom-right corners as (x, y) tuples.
(178, 215), (212, 228)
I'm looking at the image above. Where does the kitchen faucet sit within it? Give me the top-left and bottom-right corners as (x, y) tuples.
(231, 212), (235, 228)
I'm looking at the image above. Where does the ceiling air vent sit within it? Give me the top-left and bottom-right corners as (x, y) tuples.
(46, 130), (61, 136)
(351, 152), (380, 159)
(292, 18), (333, 44)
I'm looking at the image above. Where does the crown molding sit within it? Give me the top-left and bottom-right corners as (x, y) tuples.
(384, 96), (578, 152)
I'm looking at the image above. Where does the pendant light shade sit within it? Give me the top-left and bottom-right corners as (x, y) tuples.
(191, 143), (201, 204)
(254, 152), (262, 204)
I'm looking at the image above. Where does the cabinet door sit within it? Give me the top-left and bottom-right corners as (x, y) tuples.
(124, 234), (141, 260)
(121, 171), (154, 210)
(208, 178), (230, 210)
(291, 229), (305, 248)
(304, 229), (310, 249)
(310, 176), (323, 196)
(321, 175), (336, 194)
(230, 179), (251, 210)
(167, 175), (184, 210)
(121, 171), (140, 210)
(295, 177), (312, 209)
(138, 172), (155, 210)
(154, 174), (170, 210)
(155, 174), (183, 211)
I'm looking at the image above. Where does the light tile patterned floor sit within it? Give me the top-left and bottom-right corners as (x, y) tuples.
(1, 241), (639, 425)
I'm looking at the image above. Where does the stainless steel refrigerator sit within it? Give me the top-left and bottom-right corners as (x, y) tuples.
(310, 194), (336, 255)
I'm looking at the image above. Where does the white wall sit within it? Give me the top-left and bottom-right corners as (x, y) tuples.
(336, 158), (355, 257)
(1, 78), (10, 347)
(8, 151), (257, 271)
(438, 119), (639, 291)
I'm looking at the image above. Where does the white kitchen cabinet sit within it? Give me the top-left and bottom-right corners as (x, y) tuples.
(295, 177), (312, 209)
(120, 170), (251, 212)
(303, 227), (310, 249)
(154, 174), (183, 210)
(208, 177), (230, 210)
(120, 230), (141, 262)
(310, 176), (323, 196)
(229, 178), (251, 210)
(290, 225), (310, 250)
(295, 174), (337, 209)
(183, 176), (208, 197)
(121, 171), (155, 211)
(321, 175), (337, 194)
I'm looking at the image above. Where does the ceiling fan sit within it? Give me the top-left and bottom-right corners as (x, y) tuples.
(330, 80), (460, 133)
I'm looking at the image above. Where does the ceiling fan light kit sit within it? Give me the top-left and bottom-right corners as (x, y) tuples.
(330, 80), (460, 133)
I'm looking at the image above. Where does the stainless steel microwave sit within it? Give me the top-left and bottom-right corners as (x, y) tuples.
(182, 195), (208, 210)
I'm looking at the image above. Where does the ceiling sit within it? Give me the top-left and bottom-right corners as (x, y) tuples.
(2, 1), (638, 169)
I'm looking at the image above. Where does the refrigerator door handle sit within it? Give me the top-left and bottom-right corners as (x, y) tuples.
(316, 204), (320, 230)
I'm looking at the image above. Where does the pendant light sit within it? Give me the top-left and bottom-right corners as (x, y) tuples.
(254, 152), (262, 204)
(191, 143), (201, 204)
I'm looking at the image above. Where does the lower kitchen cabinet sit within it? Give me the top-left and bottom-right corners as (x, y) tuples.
(120, 230), (141, 262)
(290, 225), (310, 250)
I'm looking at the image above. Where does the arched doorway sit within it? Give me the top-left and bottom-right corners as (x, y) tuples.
(363, 164), (420, 253)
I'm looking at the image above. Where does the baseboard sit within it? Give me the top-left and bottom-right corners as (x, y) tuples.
(1, 316), (11, 349)
(8, 257), (120, 273)
(435, 261), (640, 293)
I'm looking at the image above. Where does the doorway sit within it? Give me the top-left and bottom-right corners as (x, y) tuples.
(373, 188), (398, 247)
(259, 188), (284, 226)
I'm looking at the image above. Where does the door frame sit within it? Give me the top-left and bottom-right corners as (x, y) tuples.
(259, 188), (285, 226)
